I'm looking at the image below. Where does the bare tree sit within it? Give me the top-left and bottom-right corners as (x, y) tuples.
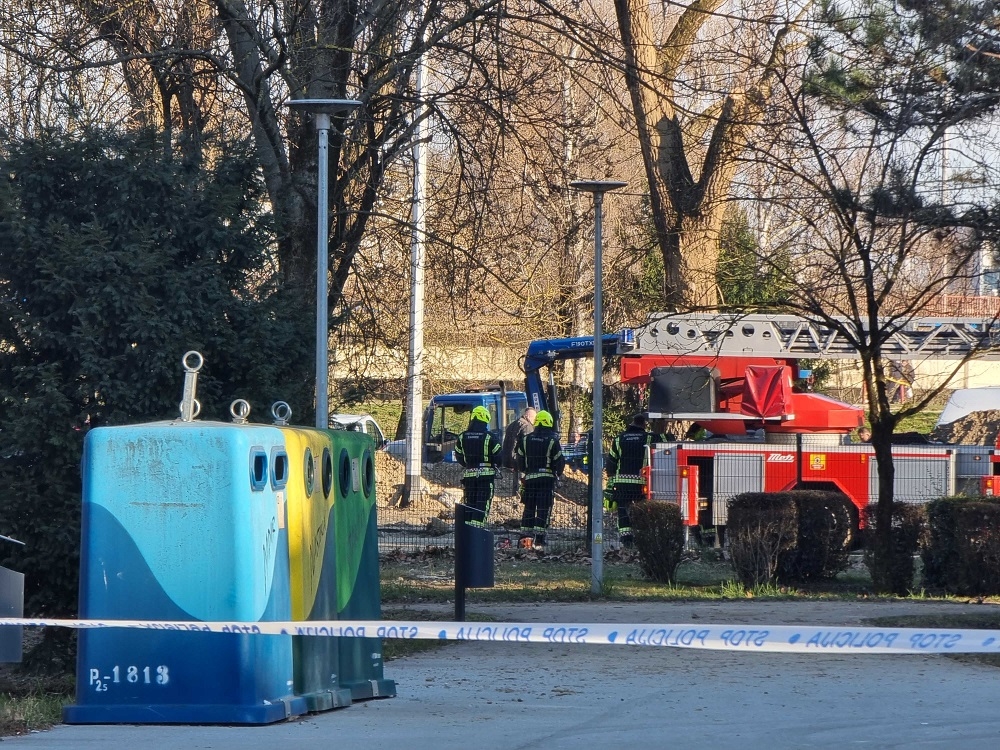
(610, 0), (805, 308)
(752, 0), (1000, 590)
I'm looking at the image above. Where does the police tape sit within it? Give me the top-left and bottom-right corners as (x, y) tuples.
(2, 617), (1000, 654)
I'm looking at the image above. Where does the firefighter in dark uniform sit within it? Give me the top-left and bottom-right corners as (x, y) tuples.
(515, 410), (565, 550)
(455, 406), (502, 526)
(606, 413), (655, 548)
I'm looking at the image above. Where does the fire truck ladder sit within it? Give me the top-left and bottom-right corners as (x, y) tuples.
(625, 313), (1000, 362)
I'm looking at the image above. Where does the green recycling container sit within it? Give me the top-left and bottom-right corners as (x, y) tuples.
(280, 426), (352, 712)
(326, 429), (396, 701)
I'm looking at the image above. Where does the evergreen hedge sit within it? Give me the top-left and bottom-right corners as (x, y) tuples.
(0, 129), (313, 662)
(863, 503), (926, 595)
(727, 490), (855, 587)
(922, 496), (1000, 595)
(630, 501), (685, 584)
(727, 492), (798, 588)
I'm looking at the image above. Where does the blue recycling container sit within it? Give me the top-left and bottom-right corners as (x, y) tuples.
(328, 430), (396, 700)
(280, 426), (352, 712)
(63, 421), (307, 724)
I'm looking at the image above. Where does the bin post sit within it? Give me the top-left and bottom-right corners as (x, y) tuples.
(455, 503), (466, 621)
(454, 504), (495, 621)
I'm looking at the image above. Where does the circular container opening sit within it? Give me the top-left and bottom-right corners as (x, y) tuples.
(362, 450), (375, 498)
(338, 448), (352, 496)
(322, 447), (333, 499)
(304, 447), (315, 495)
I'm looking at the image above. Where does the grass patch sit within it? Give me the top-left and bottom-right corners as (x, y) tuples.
(380, 548), (884, 603)
(895, 408), (941, 436)
(867, 613), (1000, 669)
(0, 692), (69, 737)
(0, 667), (74, 736)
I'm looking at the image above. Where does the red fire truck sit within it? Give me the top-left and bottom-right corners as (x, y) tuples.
(618, 314), (1000, 535)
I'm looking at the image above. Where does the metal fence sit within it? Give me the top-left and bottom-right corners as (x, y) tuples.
(375, 459), (616, 552)
(376, 437), (999, 552)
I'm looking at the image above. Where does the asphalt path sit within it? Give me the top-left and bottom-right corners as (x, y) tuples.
(7, 600), (1000, 750)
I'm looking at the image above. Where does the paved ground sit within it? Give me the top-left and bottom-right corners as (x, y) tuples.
(7, 600), (1000, 749)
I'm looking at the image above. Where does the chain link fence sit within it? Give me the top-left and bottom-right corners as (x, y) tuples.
(374, 453), (621, 552)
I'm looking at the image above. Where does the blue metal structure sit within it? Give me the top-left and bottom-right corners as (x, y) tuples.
(390, 330), (635, 464)
(522, 331), (633, 429)
(419, 390), (527, 462)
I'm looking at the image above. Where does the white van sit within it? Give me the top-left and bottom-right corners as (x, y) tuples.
(329, 413), (387, 449)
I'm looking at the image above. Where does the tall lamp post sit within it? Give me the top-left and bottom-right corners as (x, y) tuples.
(570, 179), (627, 596)
(286, 98), (362, 428)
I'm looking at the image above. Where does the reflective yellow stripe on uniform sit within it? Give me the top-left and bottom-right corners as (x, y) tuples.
(523, 470), (555, 480)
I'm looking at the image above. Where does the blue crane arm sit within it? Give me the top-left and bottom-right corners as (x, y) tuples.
(522, 333), (626, 414)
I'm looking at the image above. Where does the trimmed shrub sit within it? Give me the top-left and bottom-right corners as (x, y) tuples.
(727, 491), (855, 587)
(782, 491), (856, 581)
(955, 502), (1000, 596)
(630, 501), (685, 584)
(922, 496), (1000, 595)
(922, 497), (971, 593)
(953, 501), (1000, 595)
(864, 503), (926, 595)
(727, 493), (798, 588)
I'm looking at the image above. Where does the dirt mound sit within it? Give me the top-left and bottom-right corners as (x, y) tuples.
(929, 410), (1000, 446)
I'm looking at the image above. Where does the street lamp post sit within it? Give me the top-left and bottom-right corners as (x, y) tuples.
(286, 98), (362, 429)
(570, 179), (627, 596)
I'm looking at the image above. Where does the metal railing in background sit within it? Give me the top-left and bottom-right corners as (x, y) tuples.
(375, 465), (620, 552)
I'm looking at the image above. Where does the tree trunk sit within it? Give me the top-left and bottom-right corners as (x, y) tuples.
(614, 0), (789, 310)
(862, 355), (902, 594)
(869, 423), (897, 592)
(662, 202), (728, 308)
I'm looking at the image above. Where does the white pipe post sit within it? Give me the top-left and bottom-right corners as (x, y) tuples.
(315, 113), (331, 429)
(570, 180), (626, 596)
(592, 189), (605, 594)
(405, 16), (430, 501)
(403, 55), (430, 501)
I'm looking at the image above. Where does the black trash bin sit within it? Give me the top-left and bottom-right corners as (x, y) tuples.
(454, 504), (495, 620)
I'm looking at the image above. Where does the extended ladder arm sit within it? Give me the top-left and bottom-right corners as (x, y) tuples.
(625, 313), (1000, 362)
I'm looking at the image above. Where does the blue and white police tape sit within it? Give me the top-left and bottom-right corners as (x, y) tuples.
(1, 617), (999, 654)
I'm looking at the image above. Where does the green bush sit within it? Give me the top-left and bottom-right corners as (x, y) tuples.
(920, 497), (1000, 596)
(0, 128), (313, 628)
(629, 501), (685, 584)
(727, 493), (798, 588)
(955, 503), (1000, 595)
(864, 503), (926, 595)
(727, 491), (855, 587)
(781, 491), (856, 581)
(922, 497), (972, 593)
(921, 496), (1000, 595)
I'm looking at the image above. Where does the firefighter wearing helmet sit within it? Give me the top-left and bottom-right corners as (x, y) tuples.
(455, 405), (502, 526)
(515, 409), (565, 550)
(607, 413), (655, 548)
